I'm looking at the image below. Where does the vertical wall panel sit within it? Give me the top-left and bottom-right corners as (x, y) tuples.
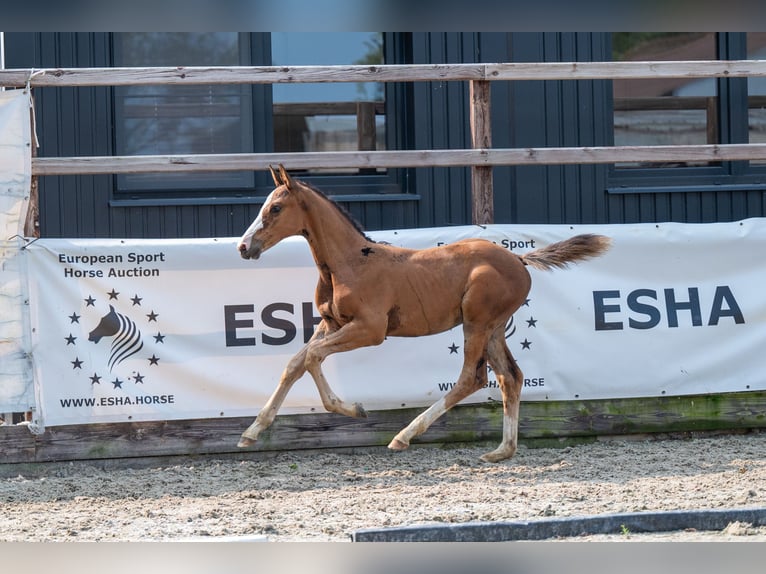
(410, 33), (476, 228)
(507, 33), (613, 226)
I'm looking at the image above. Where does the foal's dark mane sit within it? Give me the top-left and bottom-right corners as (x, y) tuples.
(299, 179), (374, 242)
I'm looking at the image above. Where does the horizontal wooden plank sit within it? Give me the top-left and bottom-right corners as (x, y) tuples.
(486, 60), (766, 81)
(1, 391), (764, 466)
(0, 64), (484, 87)
(122, 101), (384, 119)
(3, 60), (766, 88)
(31, 144), (766, 176)
(273, 101), (385, 116)
(615, 96), (715, 111)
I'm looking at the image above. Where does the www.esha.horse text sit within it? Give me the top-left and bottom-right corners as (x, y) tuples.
(57, 252), (166, 278)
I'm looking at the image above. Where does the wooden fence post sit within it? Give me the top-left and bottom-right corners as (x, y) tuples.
(469, 79), (493, 225)
(357, 101), (377, 175)
(24, 95), (39, 239)
(356, 101), (377, 152)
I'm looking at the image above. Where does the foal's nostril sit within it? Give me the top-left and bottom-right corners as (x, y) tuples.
(238, 243), (247, 253)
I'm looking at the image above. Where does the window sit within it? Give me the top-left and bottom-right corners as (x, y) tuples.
(608, 32), (766, 193)
(271, 32), (386, 175)
(747, 33), (766, 164)
(612, 33), (718, 168)
(113, 32), (399, 201)
(114, 33), (255, 193)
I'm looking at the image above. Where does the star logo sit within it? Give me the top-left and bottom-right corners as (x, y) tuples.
(445, 298), (540, 358)
(65, 287), (167, 390)
(438, 285), (547, 398)
(504, 298), (537, 352)
(520, 338), (532, 350)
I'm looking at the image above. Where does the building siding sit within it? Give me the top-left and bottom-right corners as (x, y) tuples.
(5, 32), (766, 239)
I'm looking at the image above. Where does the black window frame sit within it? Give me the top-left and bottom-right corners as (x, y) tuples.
(606, 32), (766, 196)
(109, 32), (412, 207)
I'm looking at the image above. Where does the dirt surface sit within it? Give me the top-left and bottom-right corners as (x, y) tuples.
(2, 431), (766, 542)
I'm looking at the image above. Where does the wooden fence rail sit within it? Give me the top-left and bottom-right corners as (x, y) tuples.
(5, 60), (766, 224)
(3, 60), (766, 87)
(30, 144), (766, 176)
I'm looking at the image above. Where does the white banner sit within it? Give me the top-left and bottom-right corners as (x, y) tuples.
(25, 219), (766, 428)
(0, 89), (33, 414)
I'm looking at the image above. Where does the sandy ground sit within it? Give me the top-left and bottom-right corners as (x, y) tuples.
(2, 431), (766, 542)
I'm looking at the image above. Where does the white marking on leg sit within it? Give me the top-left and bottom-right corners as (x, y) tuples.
(480, 413), (518, 462)
(390, 397), (448, 448)
(503, 413), (517, 450)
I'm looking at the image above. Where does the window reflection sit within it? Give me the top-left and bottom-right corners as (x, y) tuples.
(612, 33), (717, 168)
(747, 33), (766, 164)
(115, 33), (253, 191)
(114, 32), (388, 192)
(271, 33), (385, 173)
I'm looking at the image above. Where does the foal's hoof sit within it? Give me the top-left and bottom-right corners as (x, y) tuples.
(479, 448), (515, 463)
(479, 452), (501, 463)
(353, 403), (368, 418)
(387, 438), (409, 451)
(237, 436), (255, 448)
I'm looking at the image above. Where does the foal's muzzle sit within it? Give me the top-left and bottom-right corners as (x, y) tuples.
(238, 240), (263, 260)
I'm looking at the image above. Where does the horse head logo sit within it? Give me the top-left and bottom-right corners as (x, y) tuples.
(88, 305), (144, 371)
(88, 305), (120, 344)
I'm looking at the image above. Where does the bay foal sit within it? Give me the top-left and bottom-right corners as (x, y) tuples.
(237, 166), (610, 462)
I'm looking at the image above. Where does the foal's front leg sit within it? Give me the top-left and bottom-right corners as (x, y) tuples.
(303, 317), (387, 419)
(238, 322), (328, 448)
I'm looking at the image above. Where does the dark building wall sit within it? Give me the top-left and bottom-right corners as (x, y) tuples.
(503, 32), (612, 225)
(6, 32), (766, 239)
(6, 33), (421, 238)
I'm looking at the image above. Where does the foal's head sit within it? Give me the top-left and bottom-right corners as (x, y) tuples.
(238, 165), (309, 260)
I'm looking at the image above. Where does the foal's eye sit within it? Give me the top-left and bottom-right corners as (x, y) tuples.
(270, 204), (282, 214)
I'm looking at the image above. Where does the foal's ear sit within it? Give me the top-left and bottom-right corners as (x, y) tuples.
(269, 165), (281, 187)
(278, 164), (294, 190)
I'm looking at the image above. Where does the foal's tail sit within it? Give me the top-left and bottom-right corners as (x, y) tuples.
(520, 233), (611, 271)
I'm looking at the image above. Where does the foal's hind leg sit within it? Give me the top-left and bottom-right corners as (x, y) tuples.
(388, 326), (490, 451)
(238, 322), (329, 447)
(480, 325), (524, 463)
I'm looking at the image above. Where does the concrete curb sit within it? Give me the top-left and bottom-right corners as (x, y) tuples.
(352, 507), (766, 542)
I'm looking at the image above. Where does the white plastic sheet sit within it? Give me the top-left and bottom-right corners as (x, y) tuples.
(0, 89), (33, 415)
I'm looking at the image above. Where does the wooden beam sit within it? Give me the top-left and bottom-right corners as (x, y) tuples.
(2, 391), (765, 466)
(470, 80), (493, 225)
(0, 65), (484, 88)
(24, 106), (39, 238)
(485, 60), (766, 81)
(4, 60), (766, 88)
(30, 144), (766, 176)
(275, 101), (384, 116)
(356, 101), (377, 152)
